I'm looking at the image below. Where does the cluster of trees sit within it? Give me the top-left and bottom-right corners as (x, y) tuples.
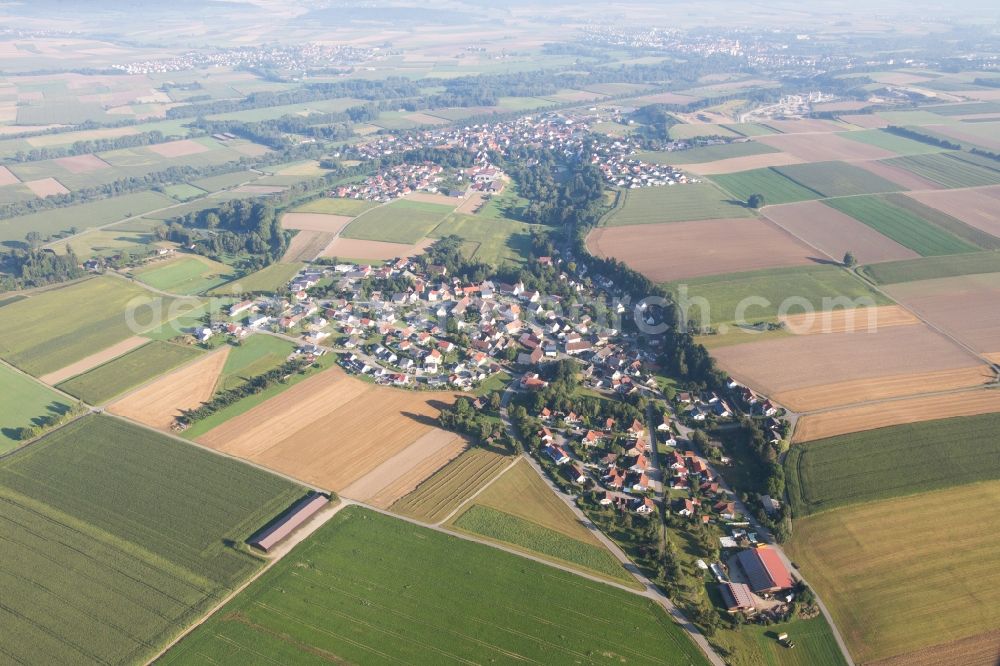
(971, 147), (1000, 162)
(162, 199), (288, 265)
(628, 104), (679, 144)
(0, 246), (84, 291)
(192, 106), (377, 149)
(437, 396), (514, 449)
(9, 401), (86, 441)
(504, 148), (606, 229)
(885, 125), (961, 149)
(176, 357), (312, 425)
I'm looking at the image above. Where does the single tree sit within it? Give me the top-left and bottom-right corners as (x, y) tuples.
(843, 250), (857, 267)
(747, 193), (765, 209)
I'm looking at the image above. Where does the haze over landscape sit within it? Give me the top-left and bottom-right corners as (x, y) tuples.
(0, 2), (998, 665)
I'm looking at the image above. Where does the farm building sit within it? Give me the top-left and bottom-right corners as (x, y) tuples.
(248, 493), (330, 553)
(720, 582), (756, 613)
(736, 545), (794, 594)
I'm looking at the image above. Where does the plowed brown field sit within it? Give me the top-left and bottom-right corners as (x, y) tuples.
(282, 229), (334, 262)
(779, 304), (919, 335)
(793, 388), (1000, 442)
(280, 212), (354, 232)
(757, 132), (897, 162)
(868, 629), (1000, 666)
(196, 366), (466, 492)
(684, 152), (805, 175)
(904, 185), (1000, 238)
(586, 218), (815, 282)
(108, 346), (230, 429)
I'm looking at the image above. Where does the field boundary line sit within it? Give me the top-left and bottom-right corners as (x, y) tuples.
(433, 454), (520, 525)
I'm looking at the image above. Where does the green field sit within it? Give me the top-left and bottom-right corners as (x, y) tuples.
(46, 226), (162, 259)
(0, 277), (179, 376)
(391, 447), (511, 523)
(342, 199), (456, 243)
(56, 340), (202, 404)
(785, 411), (1000, 517)
(664, 265), (890, 326)
(882, 192), (1000, 250)
(840, 129), (950, 155)
(924, 101), (1000, 115)
(773, 161), (902, 197)
(161, 506), (708, 665)
(722, 123), (777, 137)
(638, 141), (778, 165)
(669, 123), (743, 140)
(860, 250), (1000, 284)
(453, 504), (634, 583)
(189, 170), (259, 191)
(209, 261), (303, 295)
(710, 612), (846, 666)
(0, 191), (175, 246)
(711, 168), (822, 205)
(429, 212), (538, 266)
(132, 255), (236, 295)
(0, 414), (305, 664)
(162, 183), (208, 201)
(0, 363), (74, 453)
(882, 152), (1000, 188)
(601, 182), (754, 226)
(215, 335), (295, 392)
(823, 196), (978, 256)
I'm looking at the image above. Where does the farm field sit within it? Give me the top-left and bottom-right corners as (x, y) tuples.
(293, 197), (379, 216)
(904, 184), (1000, 239)
(710, 613), (846, 666)
(785, 481), (1000, 664)
(839, 128), (950, 155)
(763, 200), (919, 264)
(712, 323), (990, 412)
(281, 229), (334, 261)
(921, 120), (1000, 151)
(861, 250), (1000, 284)
(0, 414), (305, 665)
(785, 411), (1000, 516)
(0, 277), (177, 376)
(683, 151), (805, 175)
(320, 236), (434, 261)
(452, 504), (635, 583)
(600, 182), (755, 226)
(279, 211), (354, 232)
(391, 447), (512, 523)
(711, 167), (821, 204)
(108, 347), (230, 429)
(823, 195), (978, 256)
(214, 335), (295, 392)
(878, 191), (1000, 250)
(773, 161), (902, 197)
(0, 362), (73, 453)
(778, 304), (918, 335)
(884, 272), (1000, 353)
(0, 190), (174, 245)
(341, 198), (455, 243)
(56, 340), (202, 404)
(37, 335), (150, 385)
(160, 507), (708, 666)
(663, 265), (890, 327)
(882, 152), (1000, 188)
(793, 388), (1000, 442)
(428, 212), (538, 266)
(196, 366), (467, 492)
(131, 255), (236, 295)
(756, 131), (897, 162)
(208, 261), (303, 295)
(669, 123), (743, 140)
(851, 159), (944, 190)
(188, 170), (259, 191)
(638, 141), (778, 165)
(868, 631), (1000, 666)
(588, 218), (815, 282)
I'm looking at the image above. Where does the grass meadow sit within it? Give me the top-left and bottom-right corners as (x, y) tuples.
(208, 261), (303, 296)
(160, 507), (708, 665)
(56, 340), (202, 404)
(883, 153), (1000, 188)
(601, 182), (754, 226)
(860, 250), (1000, 284)
(0, 277), (179, 376)
(453, 504), (635, 583)
(709, 612), (846, 666)
(663, 265), (890, 326)
(773, 161), (902, 197)
(293, 196), (379, 216)
(391, 447), (511, 523)
(784, 411), (1000, 517)
(638, 141), (778, 165)
(132, 255), (236, 295)
(824, 196), (978, 256)
(0, 414), (305, 665)
(214, 335), (295, 392)
(0, 363), (73, 453)
(342, 199), (455, 243)
(429, 212), (538, 266)
(711, 168), (821, 205)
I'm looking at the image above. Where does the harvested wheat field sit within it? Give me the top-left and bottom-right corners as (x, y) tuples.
(196, 366), (467, 492)
(905, 185), (1000, 238)
(586, 218), (815, 282)
(24, 177), (70, 197)
(780, 304), (919, 335)
(341, 429), (468, 508)
(321, 237), (434, 261)
(54, 153), (111, 173)
(793, 388), (1000, 442)
(282, 229), (334, 262)
(148, 139), (210, 157)
(108, 346), (230, 429)
(757, 132), (897, 162)
(280, 211), (354, 232)
(713, 324), (990, 412)
(869, 629), (1000, 666)
(763, 200), (920, 264)
(885, 272), (1000, 353)
(853, 159), (943, 191)
(38, 336), (149, 385)
(684, 151), (804, 175)
(404, 191), (461, 206)
(0, 165), (19, 186)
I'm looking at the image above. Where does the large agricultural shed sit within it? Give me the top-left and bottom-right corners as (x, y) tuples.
(737, 545), (793, 594)
(249, 492), (330, 552)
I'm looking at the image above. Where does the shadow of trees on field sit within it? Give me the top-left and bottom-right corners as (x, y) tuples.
(806, 256), (842, 266)
(400, 411), (440, 428)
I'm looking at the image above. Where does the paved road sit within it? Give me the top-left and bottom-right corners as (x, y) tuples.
(499, 382), (726, 666)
